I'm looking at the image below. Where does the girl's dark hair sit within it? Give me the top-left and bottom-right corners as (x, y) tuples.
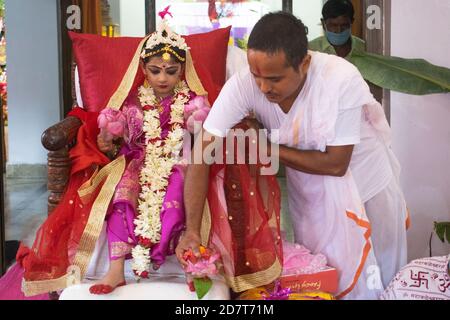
(322, 0), (355, 21)
(247, 12), (309, 69)
(141, 43), (186, 64)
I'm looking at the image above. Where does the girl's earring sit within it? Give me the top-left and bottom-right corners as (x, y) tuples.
(144, 79), (150, 88)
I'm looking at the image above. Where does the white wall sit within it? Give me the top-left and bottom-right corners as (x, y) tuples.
(391, 0), (450, 260)
(119, 0), (146, 37)
(5, 0), (61, 164)
(293, 0), (324, 41)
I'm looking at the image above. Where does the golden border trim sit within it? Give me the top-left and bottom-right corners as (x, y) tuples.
(185, 50), (208, 97)
(22, 275), (69, 297)
(73, 156), (126, 277)
(22, 156), (126, 296)
(225, 258), (283, 293)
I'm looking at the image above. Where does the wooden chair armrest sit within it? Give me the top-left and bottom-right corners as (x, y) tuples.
(41, 116), (82, 151)
(41, 116), (82, 214)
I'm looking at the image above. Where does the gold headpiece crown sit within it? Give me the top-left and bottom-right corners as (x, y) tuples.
(140, 18), (189, 62)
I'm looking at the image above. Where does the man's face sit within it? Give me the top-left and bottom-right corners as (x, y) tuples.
(247, 49), (309, 105)
(322, 15), (352, 33)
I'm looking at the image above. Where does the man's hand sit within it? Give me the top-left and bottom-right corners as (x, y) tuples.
(176, 231), (202, 267)
(97, 133), (114, 153)
(243, 113), (263, 131)
(240, 115), (273, 158)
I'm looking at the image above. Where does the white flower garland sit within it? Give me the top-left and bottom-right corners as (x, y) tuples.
(132, 81), (190, 278)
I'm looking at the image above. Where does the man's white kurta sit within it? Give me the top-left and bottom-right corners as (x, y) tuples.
(204, 51), (408, 299)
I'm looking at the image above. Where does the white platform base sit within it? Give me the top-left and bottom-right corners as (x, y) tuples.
(59, 226), (230, 300)
(59, 276), (230, 300)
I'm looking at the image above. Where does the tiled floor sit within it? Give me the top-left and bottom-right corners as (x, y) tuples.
(3, 176), (293, 246)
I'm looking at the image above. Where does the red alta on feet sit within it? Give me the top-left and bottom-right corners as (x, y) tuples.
(89, 281), (127, 295)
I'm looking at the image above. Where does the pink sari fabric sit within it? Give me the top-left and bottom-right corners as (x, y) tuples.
(282, 241), (328, 276)
(0, 264), (49, 300)
(105, 91), (189, 269)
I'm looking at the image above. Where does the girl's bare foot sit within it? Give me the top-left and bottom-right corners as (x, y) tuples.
(89, 258), (126, 295)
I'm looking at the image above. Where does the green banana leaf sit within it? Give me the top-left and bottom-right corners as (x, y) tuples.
(434, 221), (450, 244)
(193, 278), (213, 300)
(349, 51), (450, 95)
(309, 36), (450, 95)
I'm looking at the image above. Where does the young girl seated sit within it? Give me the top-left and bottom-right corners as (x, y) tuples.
(0, 13), (210, 299)
(89, 17), (210, 294)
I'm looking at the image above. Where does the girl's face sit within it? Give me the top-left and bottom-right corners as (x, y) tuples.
(142, 56), (184, 98)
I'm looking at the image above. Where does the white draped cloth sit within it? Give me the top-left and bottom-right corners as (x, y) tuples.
(204, 51), (409, 299)
(381, 255), (450, 300)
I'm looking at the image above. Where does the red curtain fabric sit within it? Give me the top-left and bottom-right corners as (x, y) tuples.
(72, 0), (103, 35)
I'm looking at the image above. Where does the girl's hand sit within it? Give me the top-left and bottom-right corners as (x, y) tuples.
(97, 133), (114, 153)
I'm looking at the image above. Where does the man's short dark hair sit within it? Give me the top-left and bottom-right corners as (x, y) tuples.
(247, 12), (308, 69)
(322, 0), (355, 21)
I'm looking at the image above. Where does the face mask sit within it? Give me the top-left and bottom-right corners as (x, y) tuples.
(325, 28), (351, 46)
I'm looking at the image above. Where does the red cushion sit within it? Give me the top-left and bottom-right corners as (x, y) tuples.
(69, 27), (231, 112)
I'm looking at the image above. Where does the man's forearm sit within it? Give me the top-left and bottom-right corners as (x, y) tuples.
(277, 144), (354, 177)
(183, 163), (210, 234)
